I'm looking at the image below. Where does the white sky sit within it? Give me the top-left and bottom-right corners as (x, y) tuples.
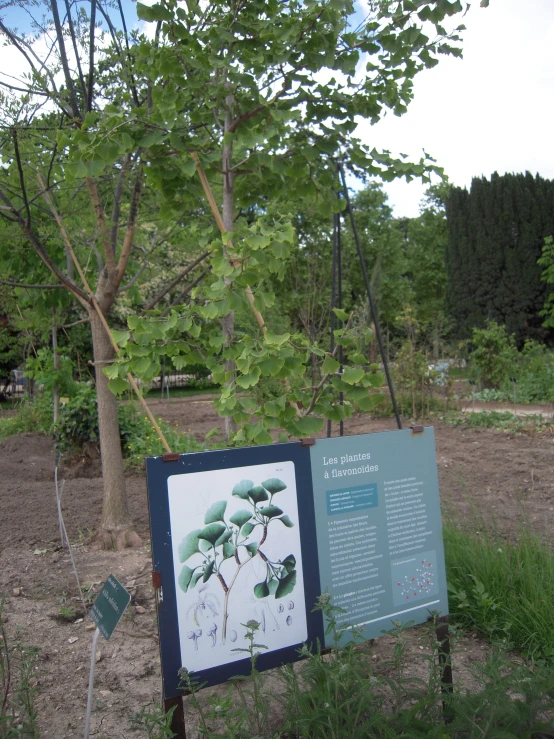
(363, 0), (554, 216)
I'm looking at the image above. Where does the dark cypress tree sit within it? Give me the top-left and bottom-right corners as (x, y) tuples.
(445, 172), (554, 345)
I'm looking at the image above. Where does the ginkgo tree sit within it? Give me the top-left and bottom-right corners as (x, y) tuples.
(104, 0), (468, 439)
(0, 5), (211, 548)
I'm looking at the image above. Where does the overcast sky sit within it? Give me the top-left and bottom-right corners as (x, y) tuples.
(365, 0), (554, 216)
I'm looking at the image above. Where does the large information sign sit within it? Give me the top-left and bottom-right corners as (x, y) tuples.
(310, 430), (447, 644)
(146, 428), (448, 698)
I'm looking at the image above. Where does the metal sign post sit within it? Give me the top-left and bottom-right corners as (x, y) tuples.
(84, 575), (131, 739)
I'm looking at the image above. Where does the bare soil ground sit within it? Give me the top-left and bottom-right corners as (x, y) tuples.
(1, 397), (554, 737)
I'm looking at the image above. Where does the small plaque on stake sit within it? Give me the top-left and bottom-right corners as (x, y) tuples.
(89, 574), (131, 640)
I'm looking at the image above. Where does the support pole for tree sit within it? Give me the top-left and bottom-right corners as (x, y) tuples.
(337, 163), (402, 431)
(52, 320), (60, 425)
(37, 174), (172, 453)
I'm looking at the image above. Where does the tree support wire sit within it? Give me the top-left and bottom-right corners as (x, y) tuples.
(326, 209), (345, 437)
(337, 162), (402, 431)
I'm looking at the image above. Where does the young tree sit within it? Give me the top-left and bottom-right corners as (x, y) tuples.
(102, 0), (468, 440)
(0, 5), (209, 547)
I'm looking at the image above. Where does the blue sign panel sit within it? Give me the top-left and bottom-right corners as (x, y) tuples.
(309, 428), (448, 645)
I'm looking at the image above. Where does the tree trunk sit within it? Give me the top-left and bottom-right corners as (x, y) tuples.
(89, 308), (141, 549)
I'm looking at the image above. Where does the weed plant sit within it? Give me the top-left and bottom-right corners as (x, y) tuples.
(170, 596), (554, 738)
(0, 596), (39, 738)
(445, 520), (554, 659)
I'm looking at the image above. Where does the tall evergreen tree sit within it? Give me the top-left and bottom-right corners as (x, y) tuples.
(445, 172), (554, 344)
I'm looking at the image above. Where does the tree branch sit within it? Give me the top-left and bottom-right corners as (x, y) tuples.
(63, 0), (87, 106)
(115, 165), (144, 286)
(49, 0), (80, 118)
(110, 153), (132, 253)
(0, 279), (65, 290)
(143, 250), (211, 310)
(85, 177), (116, 273)
(160, 269), (209, 316)
(0, 188), (89, 305)
(12, 129), (31, 228)
(87, 0), (97, 113)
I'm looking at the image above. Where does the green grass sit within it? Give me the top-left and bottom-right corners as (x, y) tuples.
(444, 519), (554, 660)
(443, 409), (554, 433)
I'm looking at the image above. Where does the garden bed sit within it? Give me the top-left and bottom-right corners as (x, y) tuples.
(1, 397), (554, 736)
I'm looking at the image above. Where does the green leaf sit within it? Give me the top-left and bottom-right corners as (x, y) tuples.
(267, 579), (279, 595)
(202, 559), (215, 583)
(276, 570), (297, 599)
(204, 500), (227, 524)
(254, 581), (270, 599)
(259, 505), (283, 519)
(136, 1), (172, 20)
(65, 160), (87, 179)
(232, 479), (255, 499)
(332, 307), (349, 322)
(277, 515), (294, 528)
(248, 486), (269, 504)
(182, 158), (197, 177)
(236, 366), (261, 389)
(222, 541), (236, 559)
(368, 372), (385, 388)
(258, 357), (285, 376)
(322, 355), (341, 375)
(215, 528), (233, 547)
(241, 522), (256, 537)
(294, 416), (324, 435)
(261, 478), (287, 494)
(190, 571), (203, 589)
(229, 510), (253, 528)
(264, 331), (290, 346)
(342, 367), (365, 385)
(107, 377), (129, 395)
(178, 565), (195, 593)
(281, 554), (296, 573)
(178, 530), (201, 563)
(199, 523), (226, 545)
(245, 542), (259, 557)
(357, 393), (385, 411)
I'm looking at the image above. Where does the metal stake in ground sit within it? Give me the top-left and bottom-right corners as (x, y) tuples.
(337, 162), (402, 431)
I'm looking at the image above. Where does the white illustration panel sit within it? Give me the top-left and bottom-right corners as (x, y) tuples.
(168, 460), (307, 673)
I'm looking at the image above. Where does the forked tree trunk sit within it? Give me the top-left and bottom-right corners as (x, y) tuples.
(89, 308), (141, 549)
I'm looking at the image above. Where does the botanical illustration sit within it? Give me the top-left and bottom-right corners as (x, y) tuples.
(168, 461), (307, 672)
(177, 477), (297, 644)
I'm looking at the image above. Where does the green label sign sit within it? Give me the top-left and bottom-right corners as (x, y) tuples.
(89, 575), (131, 640)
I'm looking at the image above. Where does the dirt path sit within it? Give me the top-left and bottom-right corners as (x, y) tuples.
(1, 397), (554, 736)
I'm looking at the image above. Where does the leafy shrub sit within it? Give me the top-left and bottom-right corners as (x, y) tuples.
(55, 384), (99, 452)
(468, 321), (517, 389)
(0, 393), (54, 440)
(55, 383), (200, 464)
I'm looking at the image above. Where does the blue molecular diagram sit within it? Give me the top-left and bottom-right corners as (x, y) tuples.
(391, 550), (439, 607)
